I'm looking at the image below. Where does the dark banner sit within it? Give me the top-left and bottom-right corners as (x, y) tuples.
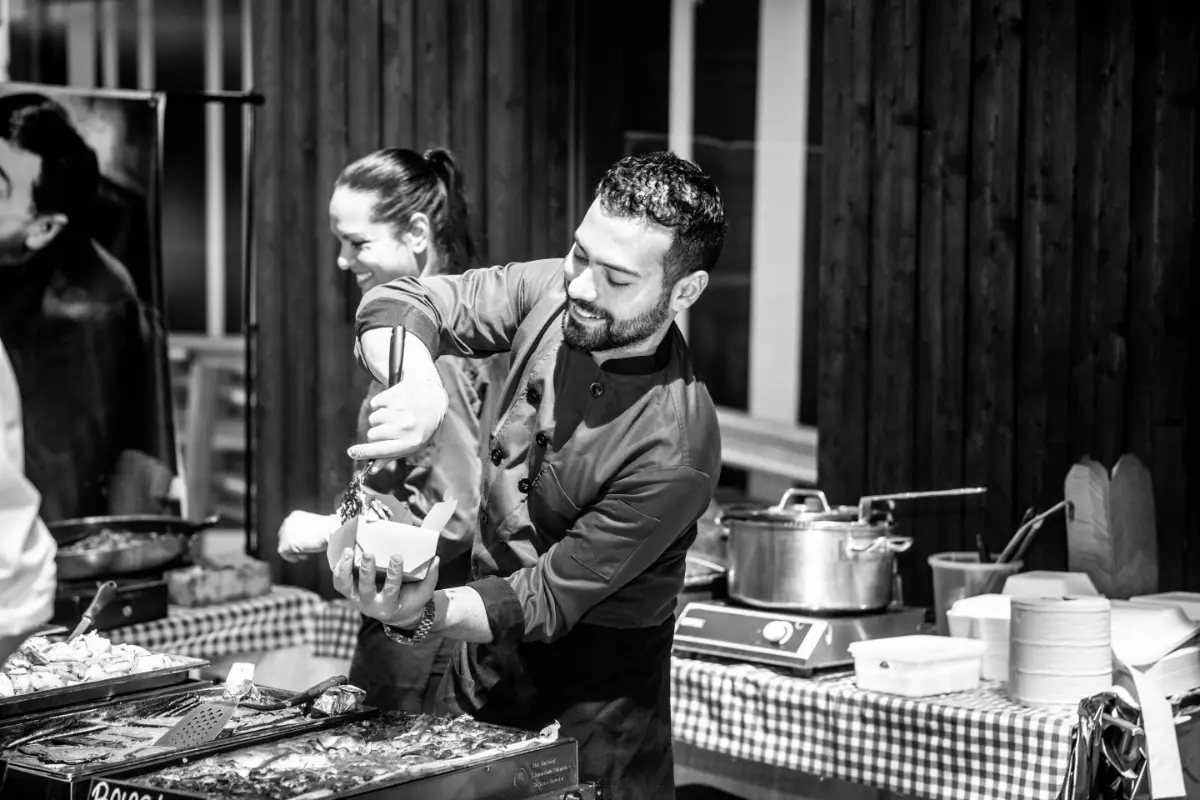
(0, 83), (177, 522)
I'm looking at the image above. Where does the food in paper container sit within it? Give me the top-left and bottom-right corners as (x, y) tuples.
(327, 499), (455, 583)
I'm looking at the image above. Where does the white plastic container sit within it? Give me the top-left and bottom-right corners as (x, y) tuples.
(1002, 570), (1098, 597)
(946, 593), (1012, 682)
(848, 635), (987, 697)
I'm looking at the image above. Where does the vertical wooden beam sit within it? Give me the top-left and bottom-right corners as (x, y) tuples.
(449, 0), (488, 260)
(251, 0), (287, 578)
(526, 0), (549, 259)
(347, 0), (380, 160)
(965, 0), (1022, 544)
(1130, 0), (1196, 591)
(1016, 0), (1076, 570)
(1072, 0), (1132, 471)
(817, 0), (874, 504)
(915, 0), (970, 557)
(486, 0), (529, 262)
(866, 0), (919, 497)
(1188, 4), (1200, 591)
(278, 0), (320, 588)
(311, 0), (353, 597)
(543, 0), (573, 257)
(380, 0), (416, 148)
(415, 0), (450, 150)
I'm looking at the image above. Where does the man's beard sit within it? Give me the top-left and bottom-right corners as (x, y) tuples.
(562, 285), (672, 353)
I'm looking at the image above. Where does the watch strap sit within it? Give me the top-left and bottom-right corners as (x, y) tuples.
(383, 598), (437, 645)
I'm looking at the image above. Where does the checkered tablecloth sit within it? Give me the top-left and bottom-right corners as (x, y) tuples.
(107, 586), (327, 659)
(310, 597), (362, 660)
(671, 657), (1076, 800)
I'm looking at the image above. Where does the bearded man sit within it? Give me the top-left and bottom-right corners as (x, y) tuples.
(332, 151), (726, 800)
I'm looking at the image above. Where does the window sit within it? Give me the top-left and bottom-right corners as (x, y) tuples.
(4, 0), (251, 337)
(575, 0), (823, 499)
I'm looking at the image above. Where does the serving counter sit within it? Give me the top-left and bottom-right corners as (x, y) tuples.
(27, 584), (1188, 800)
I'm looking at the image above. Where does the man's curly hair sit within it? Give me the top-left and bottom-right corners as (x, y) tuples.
(595, 151), (727, 285)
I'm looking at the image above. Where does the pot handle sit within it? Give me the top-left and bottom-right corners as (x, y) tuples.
(773, 488), (831, 512)
(844, 535), (914, 558)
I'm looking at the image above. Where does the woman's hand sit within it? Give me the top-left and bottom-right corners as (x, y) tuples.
(276, 510), (341, 563)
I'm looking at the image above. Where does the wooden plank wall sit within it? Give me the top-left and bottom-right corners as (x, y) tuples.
(251, 0), (574, 592)
(819, 0), (1199, 608)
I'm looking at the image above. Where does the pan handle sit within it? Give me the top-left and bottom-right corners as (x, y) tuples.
(191, 514), (222, 534)
(844, 535), (914, 559)
(857, 487), (987, 522)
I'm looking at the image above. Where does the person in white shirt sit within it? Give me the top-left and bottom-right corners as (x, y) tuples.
(0, 338), (57, 664)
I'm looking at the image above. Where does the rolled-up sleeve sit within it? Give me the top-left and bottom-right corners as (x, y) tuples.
(355, 259), (563, 364)
(474, 467), (713, 645)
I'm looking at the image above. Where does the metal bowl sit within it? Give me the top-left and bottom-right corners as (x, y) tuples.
(51, 515), (220, 581)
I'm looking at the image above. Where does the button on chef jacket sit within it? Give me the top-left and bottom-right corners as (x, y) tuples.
(357, 259), (720, 798)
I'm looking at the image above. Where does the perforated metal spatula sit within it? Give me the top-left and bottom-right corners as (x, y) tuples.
(154, 698), (239, 749)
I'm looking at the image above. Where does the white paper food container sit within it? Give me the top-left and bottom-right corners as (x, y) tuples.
(326, 498), (456, 583)
(946, 593), (1012, 682)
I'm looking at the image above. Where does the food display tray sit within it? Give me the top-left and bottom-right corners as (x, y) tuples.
(0, 656), (209, 720)
(0, 681), (210, 732)
(0, 685), (375, 800)
(92, 739), (584, 800)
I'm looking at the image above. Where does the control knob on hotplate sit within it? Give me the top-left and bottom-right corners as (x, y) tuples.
(762, 620), (792, 645)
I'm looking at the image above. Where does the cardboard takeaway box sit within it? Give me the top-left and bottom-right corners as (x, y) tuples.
(326, 498), (456, 583)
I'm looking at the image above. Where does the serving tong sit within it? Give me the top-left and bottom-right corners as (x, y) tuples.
(338, 325), (407, 523)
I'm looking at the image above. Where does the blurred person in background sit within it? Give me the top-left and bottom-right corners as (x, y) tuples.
(0, 92), (168, 522)
(0, 337), (57, 667)
(276, 147), (507, 713)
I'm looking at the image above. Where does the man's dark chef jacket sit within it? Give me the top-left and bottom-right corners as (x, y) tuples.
(357, 258), (721, 799)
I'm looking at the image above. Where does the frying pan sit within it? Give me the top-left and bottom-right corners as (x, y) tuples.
(50, 514), (221, 581)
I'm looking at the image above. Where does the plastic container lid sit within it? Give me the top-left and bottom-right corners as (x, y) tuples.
(948, 593), (1012, 620)
(848, 634), (987, 664)
(1003, 570), (1099, 597)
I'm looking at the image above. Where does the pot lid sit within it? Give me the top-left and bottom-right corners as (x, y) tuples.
(720, 489), (864, 525)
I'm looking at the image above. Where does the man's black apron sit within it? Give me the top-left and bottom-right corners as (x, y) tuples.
(436, 618), (676, 800)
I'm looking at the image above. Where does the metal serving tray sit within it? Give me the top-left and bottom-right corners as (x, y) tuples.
(0, 656), (208, 720)
(93, 738), (584, 800)
(0, 685), (375, 800)
(0, 680), (210, 732)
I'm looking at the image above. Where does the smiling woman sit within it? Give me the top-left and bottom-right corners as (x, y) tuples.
(276, 146), (508, 716)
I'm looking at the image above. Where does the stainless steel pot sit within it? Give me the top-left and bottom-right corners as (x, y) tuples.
(721, 487), (985, 613)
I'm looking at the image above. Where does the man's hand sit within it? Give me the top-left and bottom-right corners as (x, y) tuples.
(351, 329), (448, 468)
(276, 510), (340, 563)
(331, 549), (440, 629)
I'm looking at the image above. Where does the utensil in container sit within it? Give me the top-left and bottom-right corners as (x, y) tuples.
(153, 698), (239, 748)
(340, 325), (406, 522)
(66, 580), (118, 641)
(238, 675), (349, 712)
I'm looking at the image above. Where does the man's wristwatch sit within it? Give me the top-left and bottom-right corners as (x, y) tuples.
(383, 599), (437, 645)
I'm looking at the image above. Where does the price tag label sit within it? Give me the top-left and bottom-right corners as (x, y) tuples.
(88, 777), (197, 800)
